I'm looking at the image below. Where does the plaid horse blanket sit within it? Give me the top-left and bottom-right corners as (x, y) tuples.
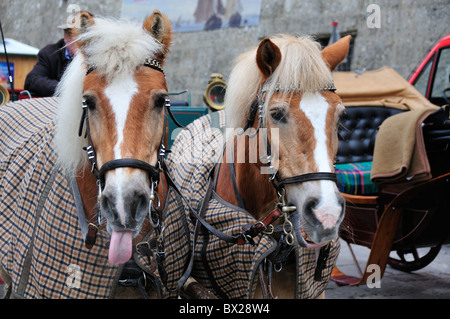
(166, 111), (340, 299)
(0, 98), (119, 298)
(0, 98), (189, 299)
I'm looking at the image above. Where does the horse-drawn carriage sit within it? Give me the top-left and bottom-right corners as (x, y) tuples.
(332, 66), (450, 285)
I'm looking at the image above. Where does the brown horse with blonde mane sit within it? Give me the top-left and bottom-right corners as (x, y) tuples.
(170, 34), (351, 299)
(224, 34), (351, 298)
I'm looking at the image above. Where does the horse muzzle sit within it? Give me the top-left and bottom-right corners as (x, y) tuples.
(300, 192), (345, 244)
(99, 170), (152, 265)
(99, 169), (151, 233)
(285, 181), (345, 247)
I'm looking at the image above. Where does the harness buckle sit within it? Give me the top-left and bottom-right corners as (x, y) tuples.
(136, 241), (152, 256)
(85, 223), (99, 249)
(263, 224), (274, 235)
(282, 206), (297, 213)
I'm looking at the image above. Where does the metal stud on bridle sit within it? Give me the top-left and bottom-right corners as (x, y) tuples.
(148, 179), (161, 228)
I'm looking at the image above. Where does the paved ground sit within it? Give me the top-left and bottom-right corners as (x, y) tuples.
(325, 242), (450, 299)
(2, 243), (449, 299)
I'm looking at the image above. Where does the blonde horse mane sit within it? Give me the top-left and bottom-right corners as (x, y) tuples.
(225, 35), (333, 131)
(53, 18), (163, 177)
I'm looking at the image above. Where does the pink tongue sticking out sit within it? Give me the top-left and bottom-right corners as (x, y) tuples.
(108, 231), (133, 266)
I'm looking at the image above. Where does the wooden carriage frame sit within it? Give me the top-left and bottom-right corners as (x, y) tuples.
(332, 67), (450, 285)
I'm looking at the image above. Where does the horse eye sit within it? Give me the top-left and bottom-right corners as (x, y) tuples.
(270, 108), (287, 123)
(83, 96), (96, 111)
(154, 95), (167, 108)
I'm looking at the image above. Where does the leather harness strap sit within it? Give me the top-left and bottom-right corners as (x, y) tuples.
(274, 172), (338, 189)
(97, 158), (160, 187)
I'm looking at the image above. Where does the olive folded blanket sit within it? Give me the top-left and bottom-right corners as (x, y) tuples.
(371, 107), (439, 185)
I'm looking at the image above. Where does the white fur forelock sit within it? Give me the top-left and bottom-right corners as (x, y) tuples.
(53, 18), (163, 177)
(78, 18), (163, 79)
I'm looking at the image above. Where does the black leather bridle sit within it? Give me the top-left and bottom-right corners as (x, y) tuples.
(241, 86), (339, 194)
(238, 85), (339, 252)
(78, 59), (173, 189)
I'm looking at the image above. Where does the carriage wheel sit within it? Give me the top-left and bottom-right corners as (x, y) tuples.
(387, 246), (441, 272)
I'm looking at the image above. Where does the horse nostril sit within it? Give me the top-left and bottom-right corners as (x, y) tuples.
(129, 193), (148, 220)
(100, 187), (149, 230)
(305, 197), (320, 212)
(101, 193), (119, 222)
(339, 196), (346, 211)
(303, 197), (321, 227)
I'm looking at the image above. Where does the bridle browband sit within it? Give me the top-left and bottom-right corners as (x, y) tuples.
(86, 58), (165, 77)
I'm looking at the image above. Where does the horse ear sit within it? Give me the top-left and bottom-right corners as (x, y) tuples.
(77, 11), (95, 35)
(256, 38), (282, 80)
(322, 35), (351, 71)
(74, 11), (95, 52)
(143, 10), (172, 61)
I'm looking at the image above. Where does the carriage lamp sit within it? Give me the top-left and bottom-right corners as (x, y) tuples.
(204, 73), (227, 111)
(0, 84), (9, 106)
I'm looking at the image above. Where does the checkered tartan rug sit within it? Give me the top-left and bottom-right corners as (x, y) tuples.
(166, 111), (340, 299)
(0, 98), (120, 298)
(0, 97), (190, 299)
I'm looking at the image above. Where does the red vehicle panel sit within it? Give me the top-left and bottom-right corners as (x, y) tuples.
(409, 34), (450, 106)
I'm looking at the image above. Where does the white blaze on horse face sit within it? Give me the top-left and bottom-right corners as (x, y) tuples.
(299, 92), (331, 173)
(299, 92), (341, 228)
(104, 74), (138, 224)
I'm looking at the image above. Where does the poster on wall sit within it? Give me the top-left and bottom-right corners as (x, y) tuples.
(121, 0), (262, 32)
(0, 62), (14, 88)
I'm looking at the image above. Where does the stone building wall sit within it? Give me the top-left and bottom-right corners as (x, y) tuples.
(1, 0), (448, 106)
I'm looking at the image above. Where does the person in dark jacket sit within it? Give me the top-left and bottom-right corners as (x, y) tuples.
(24, 11), (94, 97)
(24, 27), (75, 97)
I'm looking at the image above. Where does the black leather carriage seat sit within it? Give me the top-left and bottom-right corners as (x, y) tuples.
(336, 106), (404, 164)
(335, 106), (404, 195)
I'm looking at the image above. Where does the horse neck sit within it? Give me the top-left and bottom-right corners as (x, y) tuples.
(216, 133), (277, 221)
